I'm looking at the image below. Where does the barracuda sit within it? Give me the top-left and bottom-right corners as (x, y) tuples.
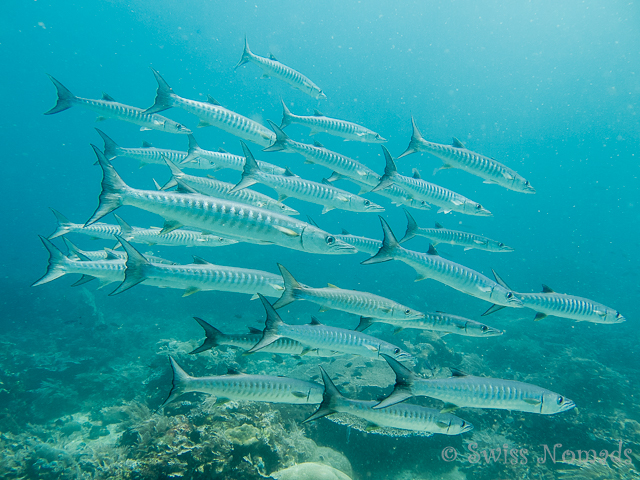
(401, 210), (513, 252)
(145, 68), (275, 147)
(181, 135), (286, 175)
(280, 101), (386, 143)
(514, 285), (625, 324)
(48, 209), (237, 248)
(362, 217), (523, 310)
(109, 237), (285, 298)
(374, 146), (491, 216)
(86, 146), (357, 256)
(44, 75), (190, 134)
(235, 37), (326, 100)
(162, 357), (324, 406)
(233, 142), (383, 214)
(376, 355), (576, 415)
(249, 295), (413, 361)
(273, 264), (424, 322)
(161, 158), (298, 216)
(62, 237), (174, 265)
(398, 117), (535, 194)
(335, 229), (382, 256)
(303, 366), (473, 436)
(189, 317), (339, 357)
(355, 311), (503, 337)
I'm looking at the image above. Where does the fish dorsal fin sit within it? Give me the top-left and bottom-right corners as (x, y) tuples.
(175, 181), (199, 194)
(217, 148), (228, 153)
(313, 140), (325, 148)
(310, 316), (323, 326)
(321, 178), (333, 186)
(434, 222), (444, 229)
(452, 137), (466, 148)
(313, 109), (324, 117)
(142, 141), (153, 148)
(427, 244), (439, 256)
(492, 269), (512, 290)
(269, 53), (278, 61)
(226, 367), (244, 375)
(104, 249), (120, 260)
(341, 228), (351, 235)
(450, 368), (468, 377)
(412, 168), (422, 179)
(207, 95), (221, 106)
(327, 283), (340, 289)
(101, 92), (116, 102)
(541, 284), (555, 293)
(284, 167), (297, 177)
(248, 327), (262, 334)
(192, 256), (211, 265)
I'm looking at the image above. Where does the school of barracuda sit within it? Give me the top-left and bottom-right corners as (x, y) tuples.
(34, 37), (627, 441)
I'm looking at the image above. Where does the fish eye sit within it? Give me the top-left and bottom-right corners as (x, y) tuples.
(557, 396), (564, 405)
(404, 309), (411, 315)
(364, 200), (370, 206)
(393, 348), (400, 354)
(481, 325), (488, 332)
(506, 292), (513, 299)
(326, 236), (335, 245)
(525, 181), (530, 186)
(498, 242), (504, 247)
(476, 204), (482, 210)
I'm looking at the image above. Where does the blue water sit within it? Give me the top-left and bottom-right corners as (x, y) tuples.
(2, 1), (639, 479)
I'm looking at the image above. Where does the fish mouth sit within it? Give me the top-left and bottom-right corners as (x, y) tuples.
(367, 205), (386, 213)
(559, 399), (576, 413)
(500, 246), (515, 252)
(460, 423), (474, 433)
(394, 352), (414, 362)
(484, 328), (504, 336)
(334, 242), (358, 254)
(476, 208), (493, 217)
(317, 92), (327, 100)
(509, 295), (524, 308)
(523, 185), (536, 194)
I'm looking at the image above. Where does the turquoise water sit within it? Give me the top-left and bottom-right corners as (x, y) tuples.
(1, 1), (639, 478)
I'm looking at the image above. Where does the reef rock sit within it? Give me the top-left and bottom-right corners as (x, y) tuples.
(270, 462), (353, 480)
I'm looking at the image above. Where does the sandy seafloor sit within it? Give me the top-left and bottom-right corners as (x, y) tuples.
(1, 0), (640, 479)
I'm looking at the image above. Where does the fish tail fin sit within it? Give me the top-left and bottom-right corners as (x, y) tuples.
(162, 157), (184, 190)
(32, 236), (69, 286)
(302, 366), (342, 423)
(263, 119), (289, 152)
(397, 115), (424, 159)
(272, 263), (301, 309)
(144, 68), (175, 114)
(230, 141), (261, 192)
(95, 128), (119, 160)
(48, 208), (73, 239)
(85, 145), (128, 226)
(161, 357), (193, 407)
(361, 216), (401, 265)
(247, 294), (285, 353)
(44, 75), (77, 115)
(374, 354), (416, 409)
(280, 99), (293, 129)
(371, 145), (397, 192)
(61, 237), (89, 261)
(234, 35), (253, 70)
(109, 236), (150, 295)
(182, 134), (202, 164)
(399, 208), (419, 243)
(189, 317), (224, 354)
(355, 316), (375, 332)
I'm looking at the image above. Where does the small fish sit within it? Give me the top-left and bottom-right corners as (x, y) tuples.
(280, 101), (386, 143)
(374, 146), (491, 216)
(514, 285), (625, 324)
(249, 295), (413, 362)
(376, 355), (576, 415)
(45, 75), (190, 134)
(235, 37), (326, 100)
(273, 264), (424, 322)
(233, 142), (384, 214)
(162, 357), (323, 406)
(62, 237), (174, 265)
(335, 229), (382, 256)
(303, 366), (473, 436)
(398, 117), (535, 194)
(355, 312), (503, 337)
(145, 68), (275, 147)
(401, 210), (513, 252)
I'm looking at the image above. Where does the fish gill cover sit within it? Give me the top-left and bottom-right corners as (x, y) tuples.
(1, 1), (639, 479)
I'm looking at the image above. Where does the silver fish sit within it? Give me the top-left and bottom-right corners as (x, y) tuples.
(45, 75), (191, 134)
(376, 355), (576, 415)
(273, 264), (424, 322)
(374, 146), (491, 216)
(362, 217), (523, 310)
(281, 101), (386, 143)
(161, 158), (298, 216)
(145, 68), (275, 147)
(235, 37), (326, 100)
(398, 117), (535, 194)
(401, 210), (513, 252)
(249, 295), (413, 362)
(233, 142), (384, 214)
(515, 285), (625, 324)
(62, 237), (174, 265)
(163, 357), (323, 406)
(86, 146), (356, 256)
(303, 366), (473, 436)
(334, 229), (382, 256)
(49, 209), (120, 241)
(355, 311), (503, 337)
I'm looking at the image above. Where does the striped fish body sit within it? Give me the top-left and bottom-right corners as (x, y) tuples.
(334, 233), (382, 256)
(399, 118), (534, 194)
(372, 186), (433, 211)
(63, 239), (173, 265)
(110, 145), (188, 167)
(49, 217), (121, 241)
(122, 226), (237, 248)
(34, 254), (125, 287)
(408, 226), (512, 252)
(358, 312), (503, 337)
(518, 288), (625, 324)
(236, 38), (326, 100)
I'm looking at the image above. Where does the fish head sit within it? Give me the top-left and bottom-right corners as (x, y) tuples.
(359, 198), (385, 213)
(202, 236), (238, 246)
(437, 415), (474, 435)
(380, 344), (413, 362)
(370, 132), (387, 143)
(514, 177), (536, 194)
(393, 306), (425, 321)
(466, 201), (492, 217)
(598, 308), (626, 324)
(496, 288), (524, 308)
(316, 90), (327, 100)
(542, 393), (576, 414)
(161, 119), (192, 135)
(490, 240), (514, 253)
(302, 228), (358, 255)
(276, 203), (299, 216)
(470, 321), (504, 337)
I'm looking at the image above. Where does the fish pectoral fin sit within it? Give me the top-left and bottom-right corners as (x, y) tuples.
(160, 220), (183, 235)
(261, 73), (270, 79)
(273, 225), (300, 237)
(197, 120), (213, 128)
(393, 327), (404, 335)
(336, 195), (350, 202)
(534, 312), (547, 321)
(291, 391), (307, 398)
(364, 344), (379, 352)
(477, 285), (492, 293)
(300, 347), (313, 356)
(318, 305), (332, 313)
(463, 247), (473, 251)
(140, 127), (152, 131)
(451, 199), (463, 206)
(483, 180), (498, 184)
(414, 274), (428, 282)
(524, 398), (542, 405)
(321, 206), (335, 214)
(278, 194), (289, 202)
(473, 239), (484, 245)
(437, 208), (452, 214)
(327, 283), (340, 289)
(304, 160), (315, 165)
(440, 403), (459, 413)
(183, 287), (201, 297)
(364, 422), (380, 432)
(502, 171), (514, 180)
(436, 420), (450, 429)
(271, 284), (285, 291)
(96, 116), (107, 122)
